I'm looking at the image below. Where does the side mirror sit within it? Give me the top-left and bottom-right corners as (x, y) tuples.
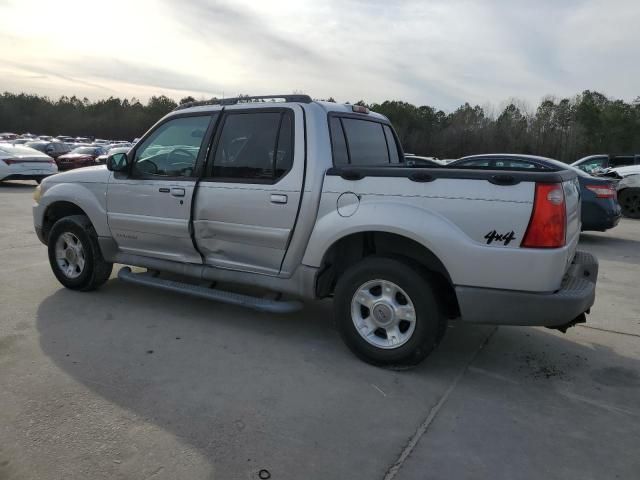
(107, 152), (129, 172)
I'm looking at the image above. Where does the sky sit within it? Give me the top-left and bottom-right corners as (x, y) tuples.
(0, 0), (639, 111)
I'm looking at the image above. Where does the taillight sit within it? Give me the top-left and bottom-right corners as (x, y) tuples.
(521, 183), (566, 248)
(2, 159), (18, 165)
(585, 184), (616, 199)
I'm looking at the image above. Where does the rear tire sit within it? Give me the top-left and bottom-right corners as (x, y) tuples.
(334, 256), (446, 368)
(47, 215), (113, 291)
(619, 188), (640, 219)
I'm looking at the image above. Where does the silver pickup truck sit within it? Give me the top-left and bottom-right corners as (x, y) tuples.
(32, 94), (598, 367)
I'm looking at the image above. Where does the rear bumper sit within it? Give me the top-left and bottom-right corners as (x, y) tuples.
(456, 251), (598, 326)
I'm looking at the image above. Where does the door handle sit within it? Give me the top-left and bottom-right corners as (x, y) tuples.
(270, 194), (288, 204)
(171, 188), (186, 197)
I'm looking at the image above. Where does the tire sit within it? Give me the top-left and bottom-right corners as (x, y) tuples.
(619, 188), (640, 219)
(334, 256), (446, 368)
(47, 215), (113, 291)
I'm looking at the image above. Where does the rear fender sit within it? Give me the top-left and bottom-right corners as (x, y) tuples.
(302, 199), (574, 292)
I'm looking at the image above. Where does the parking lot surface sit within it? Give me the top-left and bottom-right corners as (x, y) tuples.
(1, 180), (639, 480)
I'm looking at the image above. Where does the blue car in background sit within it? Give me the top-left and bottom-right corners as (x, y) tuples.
(448, 154), (622, 232)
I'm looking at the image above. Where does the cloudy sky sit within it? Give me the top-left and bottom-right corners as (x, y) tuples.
(0, 0), (638, 110)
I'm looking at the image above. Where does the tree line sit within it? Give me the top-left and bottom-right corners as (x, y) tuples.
(1, 90), (639, 162)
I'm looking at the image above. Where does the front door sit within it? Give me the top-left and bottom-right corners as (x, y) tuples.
(193, 107), (304, 275)
(107, 114), (214, 263)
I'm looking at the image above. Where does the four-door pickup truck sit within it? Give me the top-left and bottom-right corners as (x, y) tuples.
(32, 94), (598, 367)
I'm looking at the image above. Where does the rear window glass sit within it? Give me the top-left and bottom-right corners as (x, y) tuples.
(342, 118), (389, 166)
(383, 125), (400, 164)
(329, 117), (399, 166)
(330, 117), (349, 166)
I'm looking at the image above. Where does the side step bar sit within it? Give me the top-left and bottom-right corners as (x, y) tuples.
(118, 267), (303, 314)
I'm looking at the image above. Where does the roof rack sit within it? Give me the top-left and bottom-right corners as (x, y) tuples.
(174, 94), (313, 111)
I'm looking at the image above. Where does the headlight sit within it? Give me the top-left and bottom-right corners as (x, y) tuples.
(33, 185), (42, 203)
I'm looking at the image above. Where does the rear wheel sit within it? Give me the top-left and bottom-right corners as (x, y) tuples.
(619, 188), (640, 219)
(334, 257), (446, 367)
(47, 215), (113, 291)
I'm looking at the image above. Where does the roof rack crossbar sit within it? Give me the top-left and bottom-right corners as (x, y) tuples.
(174, 94), (313, 111)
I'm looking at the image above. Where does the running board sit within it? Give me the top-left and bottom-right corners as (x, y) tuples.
(118, 267), (303, 314)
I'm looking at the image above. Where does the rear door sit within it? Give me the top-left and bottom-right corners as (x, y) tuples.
(107, 114), (215, 263)
(193, 106), (303, 275)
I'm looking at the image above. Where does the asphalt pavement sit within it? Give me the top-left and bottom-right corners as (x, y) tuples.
(1, 180), (638, 480)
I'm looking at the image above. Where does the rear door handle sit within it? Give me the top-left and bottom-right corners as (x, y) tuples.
(171, 188), (186, 197)
(270, 194), (288, 204)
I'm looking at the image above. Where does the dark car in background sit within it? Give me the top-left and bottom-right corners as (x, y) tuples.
(404, 154), (442, 167)
(55, 146), (107, 171)
(26, 141), (72, 159)
(449, 154), (621, 232)
(572, 154), (640, 174)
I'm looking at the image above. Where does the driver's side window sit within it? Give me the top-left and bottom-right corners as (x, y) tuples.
(132, 115), (212, 178)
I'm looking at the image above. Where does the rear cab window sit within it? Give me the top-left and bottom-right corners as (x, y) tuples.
(329, 115), (402, 166)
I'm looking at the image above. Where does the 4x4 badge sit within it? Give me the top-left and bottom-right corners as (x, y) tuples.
(484, 230), (516, 246)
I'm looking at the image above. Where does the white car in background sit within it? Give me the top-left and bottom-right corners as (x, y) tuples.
(609, 165), (640, 218)
(0, 144), (58, 184)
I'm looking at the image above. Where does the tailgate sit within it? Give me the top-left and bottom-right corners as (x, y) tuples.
(563, 177), (581, 264)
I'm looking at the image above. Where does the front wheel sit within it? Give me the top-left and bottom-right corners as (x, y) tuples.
(334, 257), (446, 367)
(619, 188), (640, 219)
(47, 215), (113, 291)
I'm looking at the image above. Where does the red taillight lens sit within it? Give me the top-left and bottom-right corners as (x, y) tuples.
(585, 184), (616, 199)
(521, 183), (566, 248)
(2, 159), (18, 165)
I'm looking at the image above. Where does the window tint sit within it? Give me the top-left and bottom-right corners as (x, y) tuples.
(211, 111), (293, 181)
(133, 115), (211, 177)
(341, 118), (389, 165)
(330, 117), (349, 166)
(275, 112), (293, 178)
(383, 125), (400, 164)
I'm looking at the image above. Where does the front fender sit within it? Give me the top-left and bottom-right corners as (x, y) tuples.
(618, 174), (640, 190)
(36, 181), (110, 237)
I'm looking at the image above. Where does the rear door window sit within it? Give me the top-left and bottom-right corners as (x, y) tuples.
(210, 110), (294, 182)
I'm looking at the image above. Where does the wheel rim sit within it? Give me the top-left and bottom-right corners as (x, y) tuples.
(55, 232), (86, 279)
(621, 192), (640, 215)
(351, 279), (417, 349)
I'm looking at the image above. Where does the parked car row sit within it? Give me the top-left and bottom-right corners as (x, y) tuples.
(402, 151), (640, 229)
(0, 132), (134, 184)
(0, 141), (132, 183)
(447, 154), (621, 232)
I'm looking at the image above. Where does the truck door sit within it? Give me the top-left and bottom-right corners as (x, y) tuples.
(192, 106), (304, 275)
(107, 114), (215, 263)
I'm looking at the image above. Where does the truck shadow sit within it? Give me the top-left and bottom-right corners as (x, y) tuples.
(33, 279), (640, 478)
